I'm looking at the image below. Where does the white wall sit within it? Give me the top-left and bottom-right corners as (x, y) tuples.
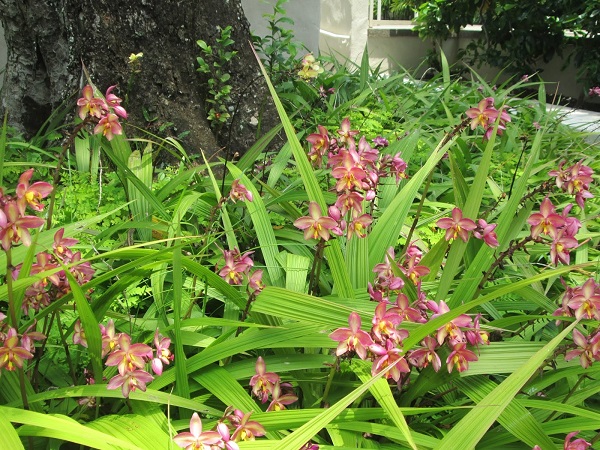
(241, 0), (320, 55)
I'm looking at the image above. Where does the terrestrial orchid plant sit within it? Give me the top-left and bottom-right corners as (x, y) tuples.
(1, 50), (599, 450)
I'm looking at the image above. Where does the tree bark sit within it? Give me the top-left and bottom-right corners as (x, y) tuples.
(0, 0), (277, 161)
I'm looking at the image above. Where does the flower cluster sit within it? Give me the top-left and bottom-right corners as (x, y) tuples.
(0, 169), (51, 251)
(588, 86), (600, 97)
(74, 320), (173, 397)
(527, 197), (581, 266)
(0, 170), (93, 315)
(437, 207), (499, 247)
(249, 356), (298, 411)
(77, 84), (128, 141)
(297, 53), (324, 80)
(466, 97), (511, 140)
(174, 408), (266, 450)
(14, 228), (94, 314)
(331, 246), (490, 385)
(549, 159), (594, 209)
(217, 247), (264, 295)
(549, 277), (600, 370)
(296, 118), (409, 242)
(0, 315), (45, 372)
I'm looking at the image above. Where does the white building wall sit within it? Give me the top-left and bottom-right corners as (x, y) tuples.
(241, 0), (320, 55)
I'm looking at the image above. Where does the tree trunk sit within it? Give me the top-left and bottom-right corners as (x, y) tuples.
(0, 0), (278, 161)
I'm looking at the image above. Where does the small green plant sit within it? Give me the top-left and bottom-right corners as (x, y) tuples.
(252, 0), (306, 84)
(196, 26), (238, 129)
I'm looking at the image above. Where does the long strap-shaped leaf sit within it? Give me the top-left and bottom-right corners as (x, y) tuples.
(435, 122), (499, 301)
(434, 319), (579, 450)
(273, 359), (404, 450)
(355, 360), (417, 450)
(403, 262), (591, 350)
(454, 376), (555, 448)
(0, 406), (142, 449)
(0, 414), (24, 449)
(251, 46), (354, 299)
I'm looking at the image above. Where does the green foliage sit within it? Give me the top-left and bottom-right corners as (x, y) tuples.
(386, 0), (600, 90)
(196, 25), (238, 127)
(52, 170), (129, 236)
(252, 0), (307, 84)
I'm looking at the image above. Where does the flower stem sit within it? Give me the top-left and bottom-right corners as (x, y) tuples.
(320, 357), (339, 408)
(4, 248), (31, 415)
(308, 239), (326, 296)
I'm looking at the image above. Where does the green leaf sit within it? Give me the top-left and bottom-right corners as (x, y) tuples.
(250, 46), (354, 299)
(1, 406), (141, 449)
(0, 414), (24, 449)
(86, 413), (172, 450)
(435, 319), (579, 449)
(228, 165), (285, 287)
(172, 246), (190, 400)
(273, 359), (405, 449)
(64, 269), (103, 383)
(355, 361), (417, 450)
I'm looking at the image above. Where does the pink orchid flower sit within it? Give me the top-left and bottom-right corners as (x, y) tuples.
(249, 356), (280, 403)
(446, 342), (478, 373)
(173, 412), (222, 449)
(15, 169), (53, 215)
(0, 201), (45, 250)
(294, 201), (339, 241)
(437, 207), (477, 242)
(329, 312), (374, 360)
(93, 113), (122, 141)
(105, 85), (128, 119)
(527, 197), (565, 239)
(77, 84), (107, 120)
(0, 328), (34, 371)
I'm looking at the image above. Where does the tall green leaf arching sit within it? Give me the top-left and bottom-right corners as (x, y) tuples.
(171, 246), (190, 400)
(251, 47), (354, 299)
(435, 320), (579, 450)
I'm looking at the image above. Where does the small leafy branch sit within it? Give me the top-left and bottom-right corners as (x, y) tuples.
(196, 26), (238, 129)
(252, 0), (306, 83)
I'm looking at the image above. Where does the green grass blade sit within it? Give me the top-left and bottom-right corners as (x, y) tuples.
(355, 361), (417, 450)
(436, 124), (498, 301)
(194, 365), (257, 412)
(273, 359), (404, 450)
(435, 319), (579, 450)
(200, 151), (237, 250)
(0, 113), (7, 186)
(251, 46), (353, 299)
(368, 134), (452, 270)
(0, 413), (24, 449)
(86, 413), (171, 450)
(172, 246), (190, 399)
(64, 269), (103, 383)
(455, 376), (555, 448)
(1, 406), (142, 449)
